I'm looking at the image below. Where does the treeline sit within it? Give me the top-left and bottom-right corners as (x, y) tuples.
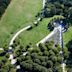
(13, 41), (68, 72)
(44, 0), (72, 20)
(0, 0), (11, 18)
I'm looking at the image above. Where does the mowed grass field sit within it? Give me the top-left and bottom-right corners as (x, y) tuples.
(17, 17), (72, 47)
(16, 15), (64, 47)
(16, 18), (50, 47)
(63, 27), (72, 45)
(0, 0), (42, 47)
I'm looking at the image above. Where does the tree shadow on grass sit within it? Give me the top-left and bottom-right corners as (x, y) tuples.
(66, 40), (72, 68)
(0, 0), (11, 19)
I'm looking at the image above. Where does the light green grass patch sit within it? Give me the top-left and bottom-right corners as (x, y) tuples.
(63, 27), (72, 45)
(0, 0), (42, 47)
(16, 15), (64, 47)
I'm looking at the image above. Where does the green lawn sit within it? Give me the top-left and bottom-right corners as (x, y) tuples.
(0, 0), (42, 47)
(63, 27), (72, 45)
(17, 16), (72, 47)
(16, 18), (50, 47)
(15, 15), (64, 47)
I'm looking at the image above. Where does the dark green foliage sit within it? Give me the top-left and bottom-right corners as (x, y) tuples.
(0, 61), (15, 72)
(67, 68), (72, 72)
(13, 41), (69, 72)
(0, 0), (11, 18)
(57, 55), (62, 63)
(43, 50), (49, 56)
(21, 62), (33, 71)
(46, 60), (53, 68)
(44, 0), (72, 22)
(34, 59), (41, 65)
(49, 50), (55, 56)
(31, 53), (38, 59)
(38, 43), (47, 52)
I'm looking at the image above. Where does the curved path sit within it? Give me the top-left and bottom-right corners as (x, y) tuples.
(8, 25), (31, 66)
(9, 25), (31, 49)
(9, 0), (46, 49)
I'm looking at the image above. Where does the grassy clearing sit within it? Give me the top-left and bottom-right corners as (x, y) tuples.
(16, 15), (64, 47)
(16, 18), (50, 47)
(63, 27), (72, 45)
(0, 0), (42, 47)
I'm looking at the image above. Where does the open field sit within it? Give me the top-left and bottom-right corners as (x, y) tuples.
(0, 0), (42, 47)
(16, 18), (50, 47)
(63, 27), (72, 45)
(15, 15), (64, 47)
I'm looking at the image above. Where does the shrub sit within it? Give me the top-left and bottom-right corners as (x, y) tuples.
(21, 62), (33, 71)
(38, 43), (47, 52)
(34, 59), (41, 65)
(46, 60), (53, 68)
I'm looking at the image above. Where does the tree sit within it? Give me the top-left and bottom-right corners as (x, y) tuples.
(48, 68), (53, 72)
(67, 68), (72, 72)
(42, 62), (47, 67)
(51, 56), (57, 63)
(1, 63), (14, 72)
(34, 59), (41, 65)
(31, 53), (38, 59)
(46, 60), (53, 68)
(63, 47), (69, 60)
(57, 55), (62, 63)
(21, 62), (33, 71)
(33, 63), (48, 72)
(0, 0), (11, 18)
(45, 41), (54, 50)
(38, 43), (47, 52)
(49, 50), (55, 56)
(43, 51), (49, 56)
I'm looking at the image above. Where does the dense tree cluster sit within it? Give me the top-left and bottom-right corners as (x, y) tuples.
(0, 52), (16, 72)
(0, 40), (70, 72)
(44, 0), (72, 21)
(14, 41), (68, 72)
(0, 0), (11, 18)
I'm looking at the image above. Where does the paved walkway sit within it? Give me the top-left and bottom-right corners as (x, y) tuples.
(9, 25), (31, 49)
(43, 0), (46, 8)
(36, 26), (60, 46)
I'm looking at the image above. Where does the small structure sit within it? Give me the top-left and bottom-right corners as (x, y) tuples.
(16, 65), (21, 69)
(37, 17), (41, 21)
(9, 54), (14, 60)
(34, 21), (38, 24)
(23, 52), (28, 56)
(0, 48), (4, 50)
(11, 59), (17, 65)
